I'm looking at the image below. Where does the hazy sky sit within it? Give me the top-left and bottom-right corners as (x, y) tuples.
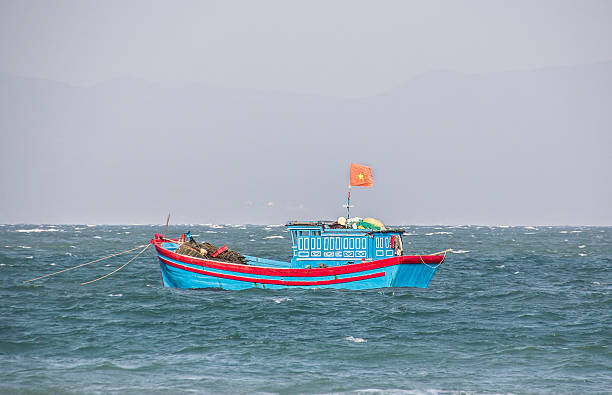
(1, 0), (611, 97)
(1, 1), (611, 225)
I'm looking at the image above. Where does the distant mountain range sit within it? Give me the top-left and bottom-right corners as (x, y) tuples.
(1, 62), (610, 225)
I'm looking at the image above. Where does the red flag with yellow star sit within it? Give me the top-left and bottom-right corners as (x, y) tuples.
(349, 163), (373, 187)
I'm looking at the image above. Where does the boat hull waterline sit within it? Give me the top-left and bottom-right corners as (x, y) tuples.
(152, 240), (445, 290)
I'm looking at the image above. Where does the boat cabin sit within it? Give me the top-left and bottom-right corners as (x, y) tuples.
(286, 221), (404, 268)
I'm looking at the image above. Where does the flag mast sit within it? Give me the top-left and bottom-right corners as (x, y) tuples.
(344, 185), (353, 220)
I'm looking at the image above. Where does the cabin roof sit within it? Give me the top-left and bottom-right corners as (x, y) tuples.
(286, 220), (404, 234)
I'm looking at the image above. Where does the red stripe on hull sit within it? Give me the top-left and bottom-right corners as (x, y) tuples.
(154, 242), (443, 278)
(159, 256), (386, 286)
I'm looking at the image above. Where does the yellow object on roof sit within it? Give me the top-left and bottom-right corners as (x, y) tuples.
(363, 218), (386, 231)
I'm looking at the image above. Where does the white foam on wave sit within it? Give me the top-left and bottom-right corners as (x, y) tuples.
(452, 250), (470, 254)
(345, 336), (367, 343)
(86, 224), (96, 227)
(25, 256), (33, 259)
(93, 236), (102, 239)
(267, 224), (284, 227)
(579, 253), (587, 257)
(50, 263), (56, 266)
(496, 264), (505, 268)
(514, 271), (519, 275)
(524, 226), (538, 230)
(210, 225), (224, 229)
(334, 389), (465, 395)
(578, 245), (586, 249)
(249, 239), (256, 242)
(273, 297), (292, 303)
(524, 232), (536, 235)
(205, 230), (217, 234)
(108, 293), (123, 297)
(263, 235), (284, 239)
(64, 252), (72, 256)
(16, 228), (59, 233)
(19, 246), (32, 249)
(559, 230), (568, 234)
(570, 230), (582, 233)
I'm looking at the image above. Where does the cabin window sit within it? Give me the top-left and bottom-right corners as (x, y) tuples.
(291, 231), (297, 244)
(298, 230), (309, 236)
(312, 230), (321, 236)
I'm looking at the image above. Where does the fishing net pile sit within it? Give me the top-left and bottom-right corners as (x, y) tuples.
(336, 216), (386, 230)
(176, 239), (248, 265)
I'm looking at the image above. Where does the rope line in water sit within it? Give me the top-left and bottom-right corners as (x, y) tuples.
(23, 244), (148, 284)
(81, 244), (151, 285)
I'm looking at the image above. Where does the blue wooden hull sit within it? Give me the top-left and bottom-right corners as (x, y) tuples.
(153, 240), (443, 290)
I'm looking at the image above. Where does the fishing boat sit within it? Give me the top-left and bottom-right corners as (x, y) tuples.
(151, 220), (448, 290)
(151, 163), (448, 290)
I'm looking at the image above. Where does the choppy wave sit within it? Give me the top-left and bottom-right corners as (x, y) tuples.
(16, 228), (59, 233)
(1, 224), (610, 394)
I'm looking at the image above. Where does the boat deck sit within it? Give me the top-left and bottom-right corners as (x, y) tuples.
(161, 241), (290, 268)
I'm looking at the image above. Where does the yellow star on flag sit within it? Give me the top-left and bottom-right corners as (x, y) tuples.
(349, 163), (373, 187)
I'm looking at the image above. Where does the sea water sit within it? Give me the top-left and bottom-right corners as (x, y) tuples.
(1, 224), (610, 394)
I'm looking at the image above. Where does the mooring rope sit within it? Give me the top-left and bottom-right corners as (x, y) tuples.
(23, 244), (148, 284)
(81, 243), (151, 285)
(418, 248), (453, 270)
